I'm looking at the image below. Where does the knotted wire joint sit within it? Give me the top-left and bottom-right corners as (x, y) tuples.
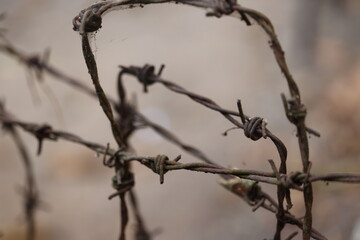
(103, 144), (126, 168)
(237, 100), (267, 141)
(138, 64), (156, 93)
(281, 171), (303, 191)
(73, 5), (103, 33)
(281, 93), (321, 137)
(34, 124), (56, 155)
(206, 0), (234, 18)
(205, 0), (252, 26)
(150, 155), (169, 184)
(119, 64), (165, 93)
(244, 117), (268, 141)
(141, 154), (181, 184)
(109, 172), (135, 200)
(281, 93), (307, 125)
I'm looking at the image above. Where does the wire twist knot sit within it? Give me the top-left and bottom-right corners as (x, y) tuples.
(109, 172), (135, 200)
(119, 64), (165, 93)
(34, 125), (55, 155)
(281, 94), (307, 125)
(237, 100), (267, 141)
(136, 64), (156, 93)
(244, 117), (267, 141)
(150, 155), (169, 184)
(73, 6), (103, 33)
(206, 0), (234, 18)
(281, 171), (303, 190)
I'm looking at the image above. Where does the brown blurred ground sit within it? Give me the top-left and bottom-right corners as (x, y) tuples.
(0, 0), (360, 239)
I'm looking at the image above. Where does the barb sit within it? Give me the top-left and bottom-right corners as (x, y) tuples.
(0, 115), (109, 156)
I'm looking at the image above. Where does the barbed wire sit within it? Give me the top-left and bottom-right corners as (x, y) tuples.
(1, 111), (358, 186)
(1, 0), (360, 239)
(0, 30), (331, 240)
(71, 0), (346, 239)
(1, 100), (359, 240)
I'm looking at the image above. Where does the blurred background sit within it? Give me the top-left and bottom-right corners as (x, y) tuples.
(0, 0), (360, 239)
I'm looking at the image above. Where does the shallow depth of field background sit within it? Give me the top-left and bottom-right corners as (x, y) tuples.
(1, 0), (360, 239)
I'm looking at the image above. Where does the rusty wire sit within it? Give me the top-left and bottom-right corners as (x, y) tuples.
(118, 63), (298, 237)
(71, 0), (322, 238)
(1, 104), (359, 240)
(1, 0), (359, 239)
(1, 110), (359, 187)
(0, 32), (327, 240)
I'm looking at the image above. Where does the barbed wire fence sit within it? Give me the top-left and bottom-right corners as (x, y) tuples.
(1, 1), (360, 239)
